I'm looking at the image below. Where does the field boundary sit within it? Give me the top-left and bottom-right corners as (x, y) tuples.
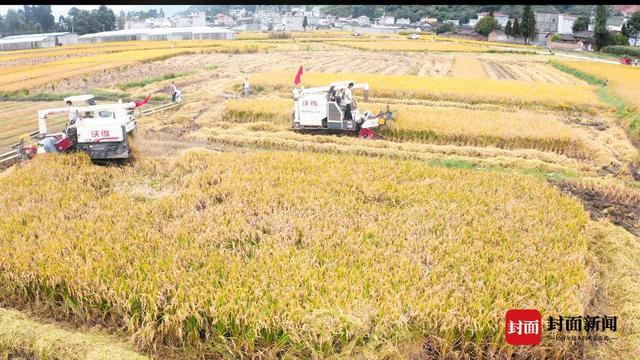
(0, 307), (147, 360)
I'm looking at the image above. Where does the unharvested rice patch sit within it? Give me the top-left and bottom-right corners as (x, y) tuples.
(0, 151), (590, 358)
(249, 71), (603, 112)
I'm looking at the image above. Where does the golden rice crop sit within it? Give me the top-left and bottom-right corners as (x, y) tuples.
(220, 98), (597, 159)
(249, 71), (603, 111)
(558, 60), (640, 108)
(223, 97), (293, 125)
(0, 151), (590, 358)
(372, 103), (594, 158)
(194, 126), (595, 176)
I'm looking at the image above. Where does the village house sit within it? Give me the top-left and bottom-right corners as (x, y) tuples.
(545, 33), (584, 52)
(469, 12), (509, 27)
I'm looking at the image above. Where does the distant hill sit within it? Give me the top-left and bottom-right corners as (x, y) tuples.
(613, 5), (640, 16)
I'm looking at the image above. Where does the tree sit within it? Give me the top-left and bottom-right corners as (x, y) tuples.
(435, 22), (456, 34)
(594, 5), (609, 50)
(520, 5), (536, 45)
(302, 16), (308, 31)
(3, 9), (27, 35)
(626, 11), (640, 46)
(512, 18), (520, 39)
(612, 32), (629, 46)
(22, 5), (55, 33)
(572, 17), (589, 33)
(475, 15), (499, 36)
(504, 20), (512, 37)
(116, 10), (126, 31)
(95, 5), (116, 32)
(56, 15), (68, 31)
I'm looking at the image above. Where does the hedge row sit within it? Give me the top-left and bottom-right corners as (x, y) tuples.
(601, 45), (640, 57)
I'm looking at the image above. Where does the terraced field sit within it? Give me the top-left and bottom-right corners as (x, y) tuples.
(0, 35), (639, 359)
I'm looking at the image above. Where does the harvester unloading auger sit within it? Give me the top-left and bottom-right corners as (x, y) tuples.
(291, 81), (394, 139)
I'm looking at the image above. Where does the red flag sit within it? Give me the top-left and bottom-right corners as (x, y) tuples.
(135, 94), (152, 107)
(294, 66), (303, 85)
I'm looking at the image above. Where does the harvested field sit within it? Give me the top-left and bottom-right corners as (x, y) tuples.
(481, 60), (585, 84)
(0, 101), (63, 152)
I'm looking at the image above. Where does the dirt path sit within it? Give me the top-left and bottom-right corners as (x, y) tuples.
(552, 181), (640, 236)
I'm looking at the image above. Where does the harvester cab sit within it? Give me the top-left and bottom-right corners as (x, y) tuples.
(291, 81), (393, 138)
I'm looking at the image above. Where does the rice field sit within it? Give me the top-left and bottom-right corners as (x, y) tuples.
(0, 151), (591, 358)
(249, 71), (604, 111)
(0, 41), (270, 92)
(557, 60), (640, 108)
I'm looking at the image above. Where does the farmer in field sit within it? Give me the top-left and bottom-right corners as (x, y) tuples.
(66, 100), (79, 125)
(243, 78), (251, 97)
(170, 81), (179, 102)
(343, 82), (355, 120)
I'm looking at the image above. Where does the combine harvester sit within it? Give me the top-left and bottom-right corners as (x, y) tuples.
(0, 93), (182, 168)
(291, 81), (394, 139)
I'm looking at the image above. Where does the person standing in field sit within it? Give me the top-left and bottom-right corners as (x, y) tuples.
(343, 83), (355, 120)
(170, 81), (179, 102)
(66, 100), (78, 125)
(243, 77), (251, 97)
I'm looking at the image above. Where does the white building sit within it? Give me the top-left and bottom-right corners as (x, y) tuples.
(229, 8), (246, 19)
(171, 12), (206, 28)
(356, 16), (371, 26)
(291, 6), (306, 15)
(79, 27), (234, 43)
(396, 18), (411, 25)
(212, 13), (235, 27)
(125, 17), (172, 30)
(557, 14), (576, 34)
(0, 32), (78, 51)
(421, 17), (438, 24)
(310, 7), (323, 18)
(469, 12), (509, 28)
(282, 14), (305, 31)
(380, 16), (395, 25)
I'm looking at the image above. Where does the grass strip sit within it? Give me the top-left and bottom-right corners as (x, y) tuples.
(550, 61), (640, 145)
(549, 61), (607, 86)
(0, 307), (147, 360)
(116, 71), (196, 90)
(0, 89), (130, 102)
